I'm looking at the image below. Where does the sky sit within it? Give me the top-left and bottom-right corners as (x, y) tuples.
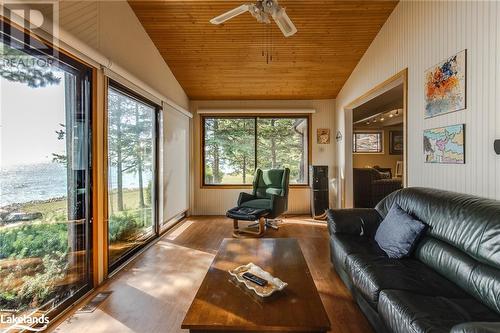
(0, 72), (66, 167)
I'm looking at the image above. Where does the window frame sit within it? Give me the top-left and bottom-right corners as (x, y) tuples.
(200, 114), (312, 188)
(106, 79), (162, 273)
(352, 130), (384, 154)
(0, 19), (95, 322)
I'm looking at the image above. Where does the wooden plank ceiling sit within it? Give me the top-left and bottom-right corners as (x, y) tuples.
(129, 1), (398, 100)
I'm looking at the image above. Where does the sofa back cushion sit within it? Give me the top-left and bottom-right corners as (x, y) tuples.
(375, 187), (500, 314)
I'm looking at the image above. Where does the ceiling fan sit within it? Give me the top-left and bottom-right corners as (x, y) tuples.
(210, 0), (297, 37)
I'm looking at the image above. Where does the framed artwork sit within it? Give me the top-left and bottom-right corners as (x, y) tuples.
(425, 50), (466, 118)
(423, 124), (465, 164)
(317, 128), (330, 144)
(389, 131), (404, 155)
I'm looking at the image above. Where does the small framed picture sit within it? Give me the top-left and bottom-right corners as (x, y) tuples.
(317, 128), (330, 144)
(389, 131), (404, 155)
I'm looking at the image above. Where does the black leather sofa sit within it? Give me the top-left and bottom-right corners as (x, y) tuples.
(327, 187), (500, 333)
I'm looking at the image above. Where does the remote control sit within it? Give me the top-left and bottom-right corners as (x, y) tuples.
(242, 272), (268, 287)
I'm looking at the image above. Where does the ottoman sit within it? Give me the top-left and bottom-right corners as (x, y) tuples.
(226, 207), (270, 238)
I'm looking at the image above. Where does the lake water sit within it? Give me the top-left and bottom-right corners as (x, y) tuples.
(0, 163), (150, 207)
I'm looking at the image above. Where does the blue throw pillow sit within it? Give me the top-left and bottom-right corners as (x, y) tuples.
(375, 204), (426, 258)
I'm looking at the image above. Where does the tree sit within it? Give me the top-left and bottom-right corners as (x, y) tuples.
(204, 119), (224, 183)
(0, 43), (60, 88)
(204, 117), (307, 184)
(217, 119), (255, 184)
(257, 118), (306, 183)
(52, 123), (67, 164)
(107, 90), (154, 212)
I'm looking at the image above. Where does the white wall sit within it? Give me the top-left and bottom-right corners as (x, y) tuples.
(191, 100), (336, 215)
(336, 0), (500, 207)
(58, 0), (189, 110)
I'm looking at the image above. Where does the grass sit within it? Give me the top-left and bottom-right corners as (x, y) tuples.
(21, 200), (67, 216)
(0, 188), (151, 315)
(219, 174), (254, 184)
(15, 188), (144, 218)
(108, 188), (148, 214)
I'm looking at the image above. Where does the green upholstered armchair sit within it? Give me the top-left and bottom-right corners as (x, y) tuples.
(237, 168), (290, 220)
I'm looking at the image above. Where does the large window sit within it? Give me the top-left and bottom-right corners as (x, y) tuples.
(0, 24), (93, 322)
(353, 131), (383, 153)
(107, 82), (159, 271)
(202, 116), (309, 186)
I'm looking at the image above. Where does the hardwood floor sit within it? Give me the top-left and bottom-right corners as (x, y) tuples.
(50, 216), (373, 333)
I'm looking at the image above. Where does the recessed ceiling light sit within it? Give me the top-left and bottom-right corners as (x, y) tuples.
(389, 114), (394, 118)
(380, 117), (385, 121)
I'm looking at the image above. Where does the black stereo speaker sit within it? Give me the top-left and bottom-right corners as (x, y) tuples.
(495, 140), (500, 155)
(310, 166), (329, 217)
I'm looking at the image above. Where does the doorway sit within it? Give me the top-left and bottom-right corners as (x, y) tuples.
(343, 70), (408, 208)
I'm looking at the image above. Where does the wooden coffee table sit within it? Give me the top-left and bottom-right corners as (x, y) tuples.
(182, 238), (331, 333)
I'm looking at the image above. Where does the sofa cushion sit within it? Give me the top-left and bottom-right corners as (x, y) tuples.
(451, 322), (500, 333)
(375, 204), (426, 258)
(376, 187), (500, 314)
(346, 254), (469, 307)
(226, 206), (269, 221)
(378, 290), (500, 333)
(330, 234), (385, 271)
(415, 237), (500, 314)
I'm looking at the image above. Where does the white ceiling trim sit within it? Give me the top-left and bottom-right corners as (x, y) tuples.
(197, 109), (316, 114)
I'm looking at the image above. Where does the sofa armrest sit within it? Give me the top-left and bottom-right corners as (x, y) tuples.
(326, 208), (382, 237)
(237, 192), (255, 206)
(451, 322), (500, 333)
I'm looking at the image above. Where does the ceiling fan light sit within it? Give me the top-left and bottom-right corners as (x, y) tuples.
(210, 4), (250, 25)
(272, 8), (297, 37)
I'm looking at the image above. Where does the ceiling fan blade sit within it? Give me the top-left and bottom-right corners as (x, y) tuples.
(272, 7), (297, 37)
(210, 4), (251, 25)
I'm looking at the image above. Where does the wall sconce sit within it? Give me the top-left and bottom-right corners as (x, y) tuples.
(336, 131), (343, 142)
(495, 140), (500, 155)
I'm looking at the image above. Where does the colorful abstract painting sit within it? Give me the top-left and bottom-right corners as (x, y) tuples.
(423, 124), (465, 164)
(425, 50), (466, 118)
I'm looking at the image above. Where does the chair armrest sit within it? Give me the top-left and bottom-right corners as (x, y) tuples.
(270, 194), (287, 216)
(451, 322), (500, 333)
(326, 208), (382, 237)
(237, 192), (256, 206)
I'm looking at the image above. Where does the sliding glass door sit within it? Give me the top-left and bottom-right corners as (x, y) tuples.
(107, 82), (158, 271)
(0, 24), (93, 323)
